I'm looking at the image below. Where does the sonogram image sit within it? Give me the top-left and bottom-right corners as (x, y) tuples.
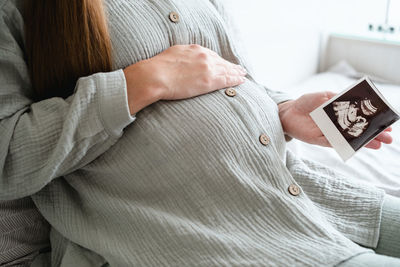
(324, 79), (399, 151)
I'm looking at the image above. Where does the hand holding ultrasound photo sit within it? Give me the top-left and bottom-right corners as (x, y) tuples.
(310, 77), (400, 161)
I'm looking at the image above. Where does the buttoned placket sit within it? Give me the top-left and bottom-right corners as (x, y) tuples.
(165, 1), (301, 199)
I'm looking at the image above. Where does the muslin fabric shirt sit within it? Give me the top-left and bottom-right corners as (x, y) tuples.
(0, 0), (386, 266)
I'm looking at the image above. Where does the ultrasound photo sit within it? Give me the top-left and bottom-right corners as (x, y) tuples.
(323, 79), (399, 151)
(311, 77), (400, 161)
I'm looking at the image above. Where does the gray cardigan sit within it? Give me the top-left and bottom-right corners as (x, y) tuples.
(0, 0), (385, 266)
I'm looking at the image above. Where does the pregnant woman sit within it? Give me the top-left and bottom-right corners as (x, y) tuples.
(0, 0), (399, 266)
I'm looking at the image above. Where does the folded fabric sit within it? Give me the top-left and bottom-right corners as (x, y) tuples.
(0, 197), (50, 266)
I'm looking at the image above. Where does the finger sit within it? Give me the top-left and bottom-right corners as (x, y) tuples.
(365, 139), (382, 150)
(216, 57), (246, 73)
(212, 74), (245, 89)
(224, 65), (247, 76)
(373, 131), (393, 144)
(208, 49), (243, 71)
(204, 47), (220, 57)
(314, 135), (331, 147)
(236, 65), (247, 75)
(384, 127), (392, 132)
(298, 92), (336, 112)
(306, 91), (335, 102)
(324, 91), (337, 100)
(224, 63), (246, 76)
(214, 64), (246, 78)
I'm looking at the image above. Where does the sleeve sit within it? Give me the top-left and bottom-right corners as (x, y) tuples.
(208, 0), (292, 104)
(0, 2), (135, 200)
(285, 149), (385, 248)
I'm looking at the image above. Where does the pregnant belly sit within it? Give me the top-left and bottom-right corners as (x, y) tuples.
(77, 80), (286, 201)
(44, 81), (294, 265)
(35, 82), (364, 266)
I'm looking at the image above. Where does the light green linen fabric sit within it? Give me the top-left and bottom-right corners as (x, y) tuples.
(375, 194), (400, 258)
(0, 0), (389, 266)
(337, 253), (400, 267)
(338, 194), (400, 266)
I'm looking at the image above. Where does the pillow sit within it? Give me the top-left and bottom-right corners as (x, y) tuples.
(0, 197), (50, 266)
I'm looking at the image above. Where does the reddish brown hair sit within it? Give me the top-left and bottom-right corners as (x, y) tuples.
(25, 0), (112, 100)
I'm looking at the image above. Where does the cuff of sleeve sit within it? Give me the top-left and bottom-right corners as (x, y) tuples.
(375, 194), (400, 250)
(261, 85), (292, 105)
(271, 94), (293, 105)
(97, 69), (136, 137)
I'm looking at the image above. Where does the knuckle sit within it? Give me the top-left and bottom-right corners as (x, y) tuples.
(220, 67), (229, 77)
(190, 44), (202, 50)
(199, 62), (211, 72)
(197, 51), (209, 61)
(167, 45), (182, 54)
(201, 75), (212, 88)
(225, 75), (233, 85)
(170, 44), (182, 50)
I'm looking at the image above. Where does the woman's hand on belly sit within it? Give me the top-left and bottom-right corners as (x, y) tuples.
(123, 44), (247, 114)
(278, 92), (393, 149)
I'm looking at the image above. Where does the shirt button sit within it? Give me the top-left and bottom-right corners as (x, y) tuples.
(225, 87), (237, 97)
(288, 184), (301, 196)
(169, 12), (180, 23)
(259, 134), (270, 146)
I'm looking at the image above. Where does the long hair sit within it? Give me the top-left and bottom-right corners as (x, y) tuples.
(24, 0), (113, 100)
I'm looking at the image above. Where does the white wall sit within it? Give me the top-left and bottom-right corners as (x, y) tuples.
(225, 0), (322, 91)
(224, 0), (399, 90)
(389, 0), (400, 25)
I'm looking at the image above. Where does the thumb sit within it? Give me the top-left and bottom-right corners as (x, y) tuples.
(324, 91), (337, 100)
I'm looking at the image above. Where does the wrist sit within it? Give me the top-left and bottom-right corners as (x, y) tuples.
(278, 100), (294, 120)
(124, 62), (163, 115)
(278, 100), (294, 134)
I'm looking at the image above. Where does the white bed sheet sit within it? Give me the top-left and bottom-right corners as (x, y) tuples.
(286, 72), (400, 197)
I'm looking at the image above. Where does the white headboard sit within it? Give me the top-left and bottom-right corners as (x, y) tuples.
(321, 34), (400, 85)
